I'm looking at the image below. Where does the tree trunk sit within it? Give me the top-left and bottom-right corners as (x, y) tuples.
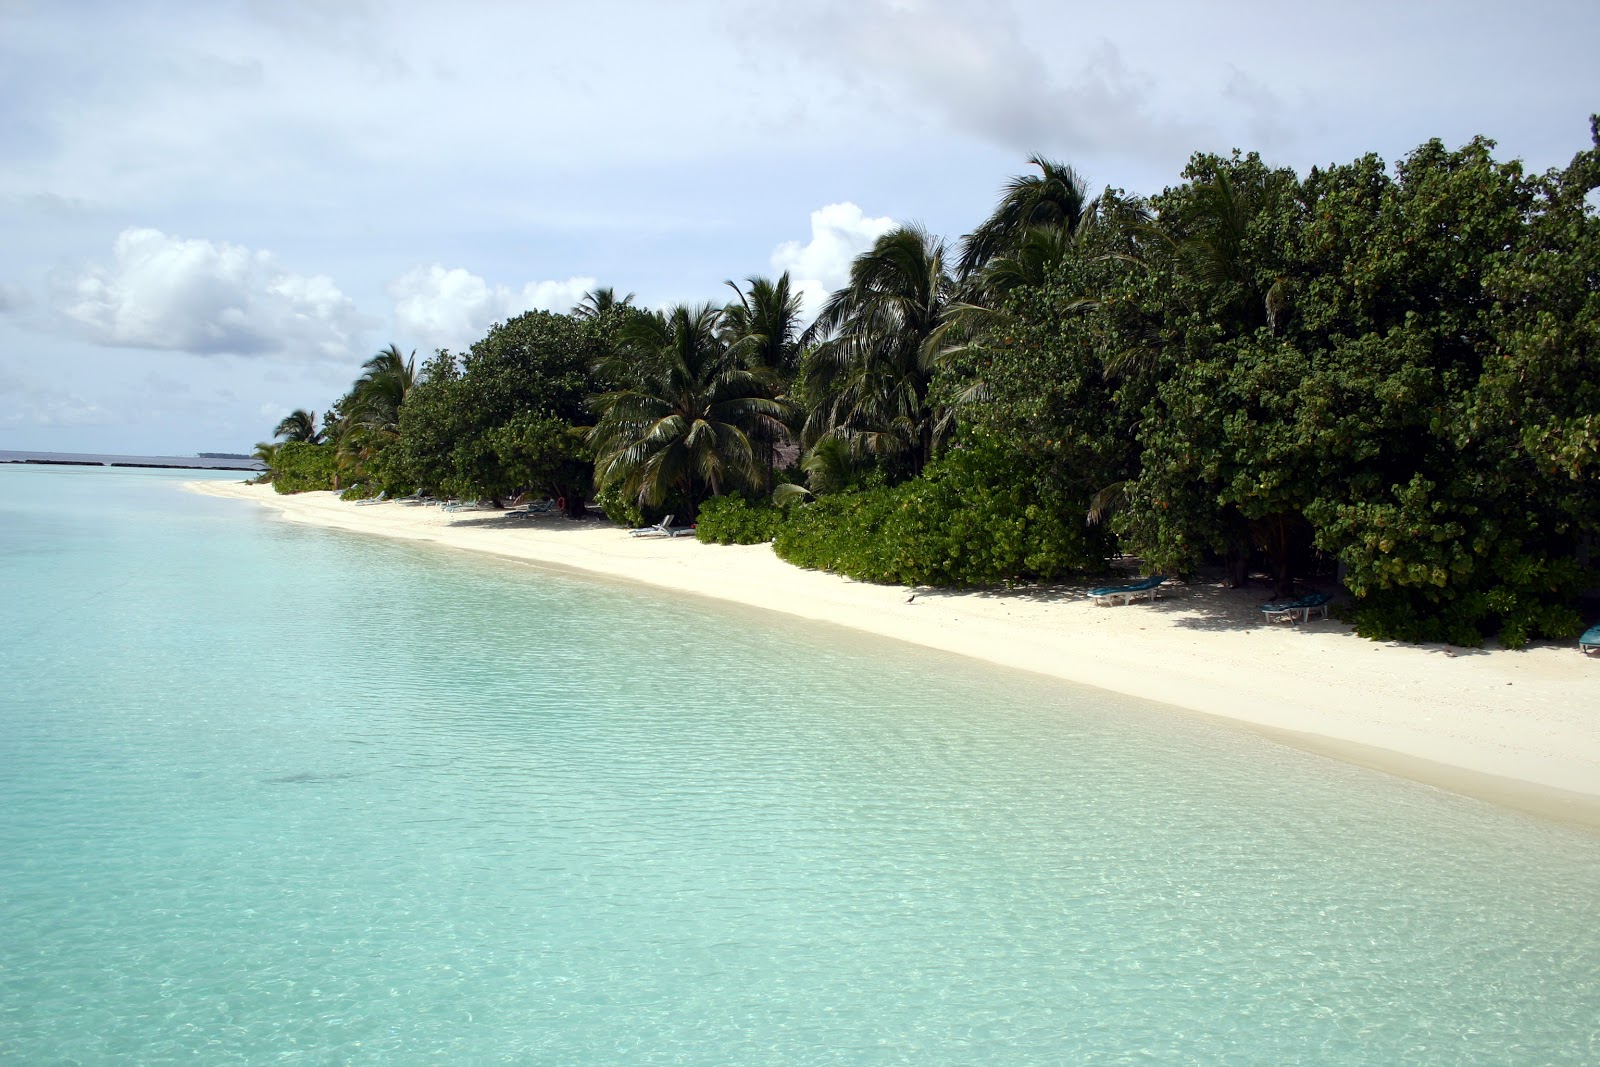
(1224, 544), (1250, 588)
(1267, 514), (1296, 598)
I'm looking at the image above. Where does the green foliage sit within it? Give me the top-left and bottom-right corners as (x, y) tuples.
(250, 122), (1599, 647)
(590, 303), (793, 519)
(273, 408), (323, 444)
(398, 308), (624, 504)
(694, 494), (788, 544)
(270, 442), (337, 494)
(487, 413), (592, 516)
(593, 484), (645, 528)
(774, 438), (1112, 585)
(801, 225), (956, 474)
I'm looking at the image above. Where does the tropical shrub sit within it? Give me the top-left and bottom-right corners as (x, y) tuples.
(270, 442), (338, 494)
(774, 438), (1112, 585)
(694, 494), (788, 544)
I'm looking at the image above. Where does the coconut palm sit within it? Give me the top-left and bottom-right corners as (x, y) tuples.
(251, 441), (279, 483)
(573, 287), (636, 320)
(273, 408), (323, 444)
(350, 344), (416, 433)
(800, 224), (955, 473)
(958, 156), (1098, 280)
(589, 303), (793, 517)
(721, 273), (805, 387)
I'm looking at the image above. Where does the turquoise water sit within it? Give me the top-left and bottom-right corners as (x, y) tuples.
(2, 467), (1597, 1065)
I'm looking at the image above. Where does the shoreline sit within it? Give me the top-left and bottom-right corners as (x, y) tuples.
(189, 481), (1600, 829)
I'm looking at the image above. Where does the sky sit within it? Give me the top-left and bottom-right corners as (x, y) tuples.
(2, 0), (1596, 455)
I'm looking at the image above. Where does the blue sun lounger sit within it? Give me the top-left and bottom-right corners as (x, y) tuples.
(1580, 623), (1600, 654)
(1086, 575), (1167, 606)
(1260, 592), (1332, 623)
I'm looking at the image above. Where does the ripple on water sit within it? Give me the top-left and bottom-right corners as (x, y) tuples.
(1, 468), (1598, 1065)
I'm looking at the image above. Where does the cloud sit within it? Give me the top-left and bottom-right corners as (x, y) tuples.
(770, 202), (896, 321)
(773, 0), (1209, 163)
(52, 228), (368, 360)
(388, 265), (597, 354)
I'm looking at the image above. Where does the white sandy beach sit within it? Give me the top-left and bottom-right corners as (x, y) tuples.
(190, 481), (1600, 826)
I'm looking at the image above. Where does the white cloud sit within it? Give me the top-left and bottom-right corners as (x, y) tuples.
(770, 203), (896, 322)
(388, 265), (596, 354)
(772, 0), (1211, 164)
(53, 228), (367, 360)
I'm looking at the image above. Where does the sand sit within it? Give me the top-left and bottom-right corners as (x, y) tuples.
(188, 481), (1600, 827)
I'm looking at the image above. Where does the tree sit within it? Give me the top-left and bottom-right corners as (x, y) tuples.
(722, 273), (805, 389)
(590, 303), (793, 519)
(801, 225), (956, 475)
(251, 441), (279, 483)
(936, 187), (1153, 530)
(573, 287), (636, 320)
(396, 311), (620, 513)
(351, 344), (417, 433)
(958, 156), (1097, 279)
(1108, 133), (1595, 642)
(1110, 151), (1312, 594)
(273, 408), (323, 444)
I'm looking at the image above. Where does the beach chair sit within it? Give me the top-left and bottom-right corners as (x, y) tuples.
(1086, 575), (1167, 606)
(629, 515), (676, 537)
(1580, 623), (1600, 655)
(1260, 592), (1333, 624)
(508, 499), (559, 519)
(354, 490), (387, 506)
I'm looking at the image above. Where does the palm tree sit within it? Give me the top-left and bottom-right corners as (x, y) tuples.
(800, 224), (955, 473)
(573, 287), (636, 320)
(589, 303), (793, 518)
(251, 441), (279, 483)
(958, 156), (1097, 279)
(273, 408), (323, 444)
(721, 273), (805, 387)
(350, 344), (416, 433)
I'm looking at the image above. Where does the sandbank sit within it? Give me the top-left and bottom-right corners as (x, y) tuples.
(189, 481), (1600, 828)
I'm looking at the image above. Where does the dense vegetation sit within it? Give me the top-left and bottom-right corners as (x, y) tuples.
(259, 120), (1600, 646)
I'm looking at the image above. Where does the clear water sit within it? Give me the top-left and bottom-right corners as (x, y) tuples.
(2, 466), (1597, 1066)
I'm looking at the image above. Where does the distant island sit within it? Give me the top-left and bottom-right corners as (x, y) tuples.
(0, 450), (265, 471)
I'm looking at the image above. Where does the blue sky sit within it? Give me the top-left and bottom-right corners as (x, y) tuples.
(2, 0), (1596, 454)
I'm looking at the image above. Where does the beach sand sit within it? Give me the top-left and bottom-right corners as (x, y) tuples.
(190, 481), (1600, 827)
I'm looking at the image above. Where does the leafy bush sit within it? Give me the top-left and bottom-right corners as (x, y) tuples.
(773, 438), (1113, 585)
(271, 442), (338, 494)
(694, 494), (788, 544)
(593, 484), (644, 529)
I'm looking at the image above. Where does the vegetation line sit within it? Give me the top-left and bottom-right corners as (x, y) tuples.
(255, 121), (1600, 648)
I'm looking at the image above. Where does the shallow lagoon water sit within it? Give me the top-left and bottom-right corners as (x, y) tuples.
(2, 466), (1597, 1065)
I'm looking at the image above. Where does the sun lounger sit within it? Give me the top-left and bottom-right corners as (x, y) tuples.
(1087, 575), (1166, 606)
(629, 515), (676, 537)
(629, 515), (697, 538)
(1260, 592), (1333, 623)
(354, 490), (387, 505)
(509, 499), (560, 518)
(1580, 623), (1600, 654)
